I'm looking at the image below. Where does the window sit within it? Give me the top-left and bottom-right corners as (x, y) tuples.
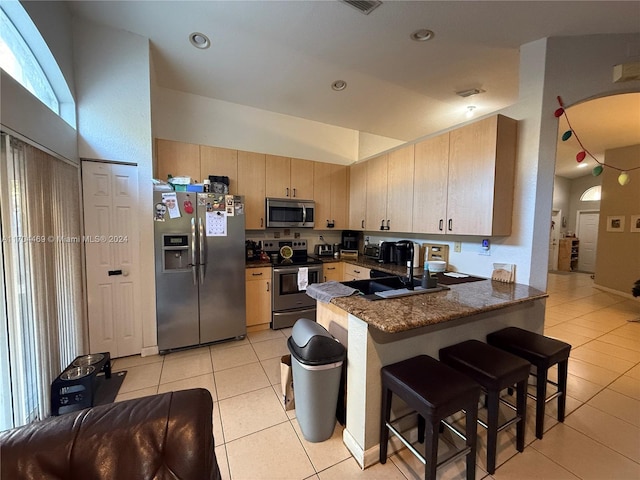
(0, 7), (58, 113)
(580, 186), (601, 202)
(0, 2), (75, 127)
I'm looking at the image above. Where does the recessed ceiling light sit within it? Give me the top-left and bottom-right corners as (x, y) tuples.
(189, 32), (210, 49)
(332, 80), (347, 91)
(410, 29), (434, 42)
(466, 105), (476, 118)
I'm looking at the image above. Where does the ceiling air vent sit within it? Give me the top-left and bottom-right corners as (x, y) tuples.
(341, 0), (382, 15)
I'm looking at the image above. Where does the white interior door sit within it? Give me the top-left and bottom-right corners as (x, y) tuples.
(82, 161), (141, 358)
(549, 209), (561, 270)
(576, 211), (599, 273)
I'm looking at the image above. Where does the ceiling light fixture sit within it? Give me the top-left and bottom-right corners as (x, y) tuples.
(466, 106), (476, 118)
(456, 88), (485, 98)
(331, 80), (347, 91)
(410, 29), (434, 42)
(189, 32), (211, 49)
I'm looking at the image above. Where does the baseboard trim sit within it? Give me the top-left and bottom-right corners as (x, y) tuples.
(141, 346), (159, 357)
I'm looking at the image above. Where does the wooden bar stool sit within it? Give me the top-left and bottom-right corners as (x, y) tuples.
(439, 340), (531, 474)
(487, 327), (571, 439)
(380, 355), (481, 480)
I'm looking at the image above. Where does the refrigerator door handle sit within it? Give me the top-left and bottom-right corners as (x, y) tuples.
(199, 217), (206, 284)
(191, 217), (197, 286)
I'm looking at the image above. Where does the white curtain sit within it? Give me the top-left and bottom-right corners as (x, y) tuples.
(0, 133), (85, 428)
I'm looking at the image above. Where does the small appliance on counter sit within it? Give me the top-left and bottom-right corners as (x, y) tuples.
(341, 230), (359, 251)
(314, 243), (334, 257)
(363, 244), (381, 261)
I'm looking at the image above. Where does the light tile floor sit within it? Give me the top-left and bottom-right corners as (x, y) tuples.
(114, 272), (640, 479)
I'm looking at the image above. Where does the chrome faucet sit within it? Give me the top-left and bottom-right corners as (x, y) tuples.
(394, 240), (414, 290)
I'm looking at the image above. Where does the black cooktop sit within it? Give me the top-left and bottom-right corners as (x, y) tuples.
(263, 239), (322, 267)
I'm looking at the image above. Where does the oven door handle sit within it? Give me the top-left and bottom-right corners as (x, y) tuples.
(273, 265), (323, 275)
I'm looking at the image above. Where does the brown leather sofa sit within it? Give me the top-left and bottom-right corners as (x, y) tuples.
(0, 388), (221, 480)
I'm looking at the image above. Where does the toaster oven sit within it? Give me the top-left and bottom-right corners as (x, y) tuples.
(363, 244), (381, 261)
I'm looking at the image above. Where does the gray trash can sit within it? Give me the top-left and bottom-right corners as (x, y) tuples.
(287, 318), (346, 442)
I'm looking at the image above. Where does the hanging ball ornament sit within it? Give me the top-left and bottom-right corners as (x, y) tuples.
(576, 151), (586, 163)
(592, 165), (603, 177)
(618, 172), (630, 186)
(561, 130), (573, 141)
(554, 107), (565, 118)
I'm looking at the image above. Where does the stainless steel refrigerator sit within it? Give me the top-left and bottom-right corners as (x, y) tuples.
(154, 191), (246, 352)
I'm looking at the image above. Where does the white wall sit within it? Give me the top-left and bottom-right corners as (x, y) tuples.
(153, 87), (359, 164)
(73, 19), (157, 354)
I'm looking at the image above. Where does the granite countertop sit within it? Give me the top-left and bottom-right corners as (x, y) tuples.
(246, 259), (272, 268)
(330, 280), (548, 334)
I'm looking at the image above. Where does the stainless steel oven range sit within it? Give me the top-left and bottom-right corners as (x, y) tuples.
(263, 240), (322, 329)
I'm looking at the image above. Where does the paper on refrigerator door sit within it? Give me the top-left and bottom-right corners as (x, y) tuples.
(297, 267), (309, 291)
(206, 211), (227, 236)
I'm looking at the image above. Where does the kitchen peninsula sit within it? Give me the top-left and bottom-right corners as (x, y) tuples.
(316, 277), (547, 469)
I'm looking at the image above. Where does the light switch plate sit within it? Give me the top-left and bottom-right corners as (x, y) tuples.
(454, 242), (461, 253)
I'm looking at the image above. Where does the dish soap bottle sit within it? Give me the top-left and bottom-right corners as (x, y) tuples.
(421, 262), (430, 289)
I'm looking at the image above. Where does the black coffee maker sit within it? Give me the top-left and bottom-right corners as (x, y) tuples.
(341, 230), (359, 251)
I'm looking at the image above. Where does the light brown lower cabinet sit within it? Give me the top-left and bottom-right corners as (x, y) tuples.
(323, 262), (344, 282)
(245, 267), (271, 332)
(343, 263), (371, 282)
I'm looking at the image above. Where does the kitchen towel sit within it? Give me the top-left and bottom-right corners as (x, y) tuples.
(306, 281), (357, 303)
(297, 267), (309, 291)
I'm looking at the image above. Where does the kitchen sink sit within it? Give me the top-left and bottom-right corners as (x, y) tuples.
(341, 276), (448, 300)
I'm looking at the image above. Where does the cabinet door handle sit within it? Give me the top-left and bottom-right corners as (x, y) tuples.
(293, 188), (297, 197)
(252, 272), (263, 276)
(286, 187), (289, 197)
(439, 219), (443, 231)
(260, 217), (264, 228)
(361, 220), (365, 229)
(386, 219), (390, 230)
(266, 281), (270, 292)
(108, 269), (122, 276)
(380, 219), (385, 231)
(327, 267), (335, 271)
(354, 269), (361, 274)
(324, 276), (327, 282)
(448, 219), (453, 231)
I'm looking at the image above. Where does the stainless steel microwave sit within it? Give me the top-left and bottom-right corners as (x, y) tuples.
(266, 198), (315, 228)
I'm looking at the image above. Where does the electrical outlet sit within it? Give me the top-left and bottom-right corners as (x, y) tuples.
(454, 241), (461, 253)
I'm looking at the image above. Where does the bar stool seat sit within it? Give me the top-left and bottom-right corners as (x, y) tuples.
(380, 355), (481, 480)
(439, 340), (531, 474)
(487, 327), (571, 439)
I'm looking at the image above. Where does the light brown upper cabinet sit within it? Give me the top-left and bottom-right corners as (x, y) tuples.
(364, 146), (414, 233)
(265, 155), (314, 199)
(237, 151), (266, 230)
(156, 139), (200, 182)
(200, 146), (238, 193)
(446, 114), (517, 236)
(313, 162), (349, 230)
(413, 133), (450, 233)
(386, 145), (414, 233)
(365, 154), (388, 232)
(348, 161), (367, 230)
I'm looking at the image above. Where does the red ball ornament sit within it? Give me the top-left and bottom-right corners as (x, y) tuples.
(554, 107), (565, 118)
(576, 151), (586, 163)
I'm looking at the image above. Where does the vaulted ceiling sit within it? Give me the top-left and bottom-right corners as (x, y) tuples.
(66, 1), (640, 176)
